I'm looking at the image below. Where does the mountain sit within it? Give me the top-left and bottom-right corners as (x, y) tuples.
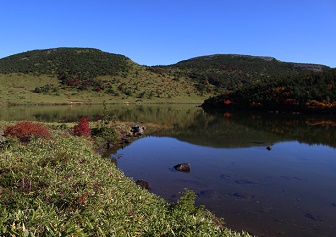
(152, 54), (329, 94)
(0, 47), (131, 77)
(0, 48), (332, 105)
(0, 48), (209, 105)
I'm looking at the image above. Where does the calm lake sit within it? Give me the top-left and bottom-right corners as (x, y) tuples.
(1, 104), (336, 237)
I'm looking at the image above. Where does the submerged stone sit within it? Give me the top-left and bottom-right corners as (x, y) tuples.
(235, 179), (261, 185)
(199, 189), (219, 198)
(232, 192), (254, 200)
(174, 163), (191, 172)
(305, 213), (325, 222)
(136, 180), (150, 190)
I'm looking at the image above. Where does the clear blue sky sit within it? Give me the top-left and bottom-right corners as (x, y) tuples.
(1, 0), (335, 67)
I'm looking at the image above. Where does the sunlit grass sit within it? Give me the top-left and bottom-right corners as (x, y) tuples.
(0, 124), (252, 236)
(0, 68), (213, 105)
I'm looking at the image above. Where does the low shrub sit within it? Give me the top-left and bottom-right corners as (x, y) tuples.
(4, 121), (51, 142)
(92, 126), (118, 142)
(91, 125), (119, 151)
(73, 117), (91, 137)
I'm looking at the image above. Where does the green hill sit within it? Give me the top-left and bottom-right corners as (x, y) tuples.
(0, 48), (129, 76)
(0, 48), (210, 105)
(0, 48), (331, 105)
(152, 54), (329, 94)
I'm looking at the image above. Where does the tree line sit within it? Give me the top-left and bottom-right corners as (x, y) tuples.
(202, 68), (336, 113)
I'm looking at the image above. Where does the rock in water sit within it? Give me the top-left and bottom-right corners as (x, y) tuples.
(130, 125), (145, 136)
(174, 163), (191, 172)
(136, 180), (150, 189)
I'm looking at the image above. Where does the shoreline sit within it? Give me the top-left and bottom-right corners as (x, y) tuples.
(0, 120), (253, 236)
(0, 101), (202, 107)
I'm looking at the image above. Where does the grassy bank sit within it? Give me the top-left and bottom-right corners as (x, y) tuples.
(0, 122), (251, 236)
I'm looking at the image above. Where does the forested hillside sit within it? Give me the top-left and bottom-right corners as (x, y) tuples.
(202, 68), (336, 113)
(152, 54), (329, 94)
(0, 48), (129, 76)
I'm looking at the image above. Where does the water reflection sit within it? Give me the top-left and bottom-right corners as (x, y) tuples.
(2, 104), (335, 148)
(2, 104), (336, 236)
(150, 110), (336, 149)
(115, 137), (336, 237)
(0, 104), (200, 124)
(108, 107), (336, 237)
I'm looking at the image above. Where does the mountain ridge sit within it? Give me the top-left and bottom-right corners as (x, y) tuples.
(0, 47), (334, 107)
(0, 48), (330, 70)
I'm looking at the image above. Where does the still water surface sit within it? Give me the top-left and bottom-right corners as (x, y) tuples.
(1, 104), (336, 236)
(115, 138), (336, 237)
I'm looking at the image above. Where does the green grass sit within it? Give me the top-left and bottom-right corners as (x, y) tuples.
(0, 65), (214, 105)
(0, 74), (68, 105)
(0, 123), (252, 236)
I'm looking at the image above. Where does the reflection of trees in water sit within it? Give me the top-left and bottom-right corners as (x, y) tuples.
(2, 105), (335, 148)
(1, 105), (105, 122)
(114, 105), (200, 128)
(174, 111), (336, 148)
(34, 111), (62, 122)
(1, 104), (201, 123)
(233, 113), (336, 148)
(151, 111), (282, 148)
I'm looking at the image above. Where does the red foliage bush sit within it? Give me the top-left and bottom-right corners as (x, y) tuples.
(4, 121), (51, 142)
(73, 117), (91, 137)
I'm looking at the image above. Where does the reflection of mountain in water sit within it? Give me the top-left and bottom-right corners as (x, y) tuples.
(0, 104), (200, 124)
(150, 110), (336, 149)
(231, 112), (336, 148)
(2, 104), (335, 148)
(150, 112), (282, 148)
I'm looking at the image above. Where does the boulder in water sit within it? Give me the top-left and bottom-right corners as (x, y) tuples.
(174, 163), (191, 172)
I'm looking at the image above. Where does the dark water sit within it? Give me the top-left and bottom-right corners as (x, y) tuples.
(115, 138), (336, 237)
(111, 107), (336, 237)
(1, 105), (336, 236)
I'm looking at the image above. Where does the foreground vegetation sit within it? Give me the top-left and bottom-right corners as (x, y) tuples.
(0, 121), (251, 236)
